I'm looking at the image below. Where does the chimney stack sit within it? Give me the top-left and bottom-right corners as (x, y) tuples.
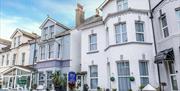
(76, 3), (84, 27)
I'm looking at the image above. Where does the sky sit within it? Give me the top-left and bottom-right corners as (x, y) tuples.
(0, 0), (104, 40)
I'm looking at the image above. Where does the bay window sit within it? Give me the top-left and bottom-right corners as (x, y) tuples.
(48, 44), (54, 58)
(135, 21), (144, 42)
(115, 23), (127, 43)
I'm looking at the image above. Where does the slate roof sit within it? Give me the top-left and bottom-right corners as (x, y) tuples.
(78, 15), (103, 28)
(0, 38), (11, 45)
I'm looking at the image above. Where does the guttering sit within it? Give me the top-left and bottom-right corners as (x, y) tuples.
(148, 0), (162, 91)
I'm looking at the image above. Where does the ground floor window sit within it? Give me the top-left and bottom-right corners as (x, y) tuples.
(89, 65), (98, 89)
(139, 61), (149, 86)
(117, 61), (131, 91)
(47, 71), (53, 89)
(39, 72), (45, 85)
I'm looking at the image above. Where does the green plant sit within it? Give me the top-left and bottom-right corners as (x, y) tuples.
(110, 77), (115, 82)
(128, 89), (132, 91)
(129, 76), (135, 81)
(52, 72), (64, 87)
(97, 86), (102, 91)
(112, 88), (117, 91)
(139, 84), (145, 90)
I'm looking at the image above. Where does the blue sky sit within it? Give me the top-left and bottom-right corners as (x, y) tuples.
(0, 0), (104, 39)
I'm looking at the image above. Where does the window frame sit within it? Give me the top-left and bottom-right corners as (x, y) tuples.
(160, 15), (169, 38)
(89, 33), (97, 51)
(40, 46), (45, 60)
(139, 60), (149, 86)
(1, 55), (5, 66)
(89, 65), (98, 89)
(49, 25), (55, 38)
(115, 22), (127, 44)
(175, 9), (180, 30)
(135, 21), (145, 42)
(43, 27), (48, 40)
(117, 0), (128, 11)
(38, 72), (45, 85)
(12, 54), (16, 65)
(21, 52), (25, 65)
(6, 54), (9, 66)
(48, 43), (54, 59)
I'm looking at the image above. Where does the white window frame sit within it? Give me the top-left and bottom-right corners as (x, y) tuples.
(160, 15), (169, 38)
(48, 43), (54, 59)
(46, 71), (53, 89)
(117, 0), (128, 11)
(1, 55), (5, 66)
(12, 54), (16, 65)
(89, 34), (97, 51)
(139, 61), (149, 86)
(49, 25), (54, 38)
(115, 22), (127, 44)
(106, 27), (109, 47)
(21, 52), (25, 65)
(6, 54), (9, 66)
(175, 9), (180, 31)
(14, 37), (16, 48)
(44, 27), (48, 40)
(135, 21), (145, 42)
(40, 46), (45, 60)
(17, 36), (21, 46)
(38, 72), (45, 85)
(89, 65), (98, 90)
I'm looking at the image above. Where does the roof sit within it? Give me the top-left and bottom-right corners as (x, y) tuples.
(78, 15), (103, 28)
(55, 30), (71, 38)
(10, 28), (39, 39)
(40, 17), (71, 30)
(0, 38), (11, 45)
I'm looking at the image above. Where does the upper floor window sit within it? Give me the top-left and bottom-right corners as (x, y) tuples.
(43, 27), (48, 40)
(22, 52), (25, 65)
(106, 27), (109, 47)
(1, 55), (4, 66)
(175, 9), (180, 30)
(160, 15), (169, 38)
(90, 65), (98, 89)
(50, 25), (54, 38)
(12, 54), (16, 65)
(48, 44), (54, 58)
(117, 0), (128, 11)
(17, 36), (21, 46)
(89, 34), (97, 51)
(6, 54), (9, 66)
(40, 46), (45, 60)
(14, 37), (16, 48)
(34, 49), (38, 63)
(115, 23), (127, 43)
(135, 21), (144, 42)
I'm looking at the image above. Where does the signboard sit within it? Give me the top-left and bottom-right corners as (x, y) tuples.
(17, 76), (27, 85)
(68, 71), (76, 84)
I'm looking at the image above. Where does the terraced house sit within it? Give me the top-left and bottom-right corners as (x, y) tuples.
(0, 29), (38, 90)
(78, 0), (159, 90)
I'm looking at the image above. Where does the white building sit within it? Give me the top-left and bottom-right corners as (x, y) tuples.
(78, 0), (159, 91)
(0, 29), (38, 90)
(150, 0), (180, 91)
(31, 16), (81, 90)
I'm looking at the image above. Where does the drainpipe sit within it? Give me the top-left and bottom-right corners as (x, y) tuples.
(148, 0), (162, 91)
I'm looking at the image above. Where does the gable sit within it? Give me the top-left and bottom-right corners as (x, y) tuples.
(10, 28), (23, 39)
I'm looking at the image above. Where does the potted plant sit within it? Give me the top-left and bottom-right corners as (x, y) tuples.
(129, 76), (135, 81)
(139, 85), (145, 91)
(97, 86), (102, 91)
(52, 72), (63, 91)
(112, 88), (117, 91)
(128, 89), (132, 91)
(110, 77), (115, 82)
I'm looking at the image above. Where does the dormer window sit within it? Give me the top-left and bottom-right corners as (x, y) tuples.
(43, 27), (48, 40)
(14, 37), (16, 48)
(117, 0), (128, 11)
(17, 36), (21, 46)
(50, 25), (54, 38)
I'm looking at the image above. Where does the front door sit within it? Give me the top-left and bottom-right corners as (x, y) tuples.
(168, 61), (178, 91)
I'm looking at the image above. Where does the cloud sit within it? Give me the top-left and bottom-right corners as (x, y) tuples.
(0, 12), (41, 39)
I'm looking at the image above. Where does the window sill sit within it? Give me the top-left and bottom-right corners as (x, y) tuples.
(87, 50), (99, 54)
